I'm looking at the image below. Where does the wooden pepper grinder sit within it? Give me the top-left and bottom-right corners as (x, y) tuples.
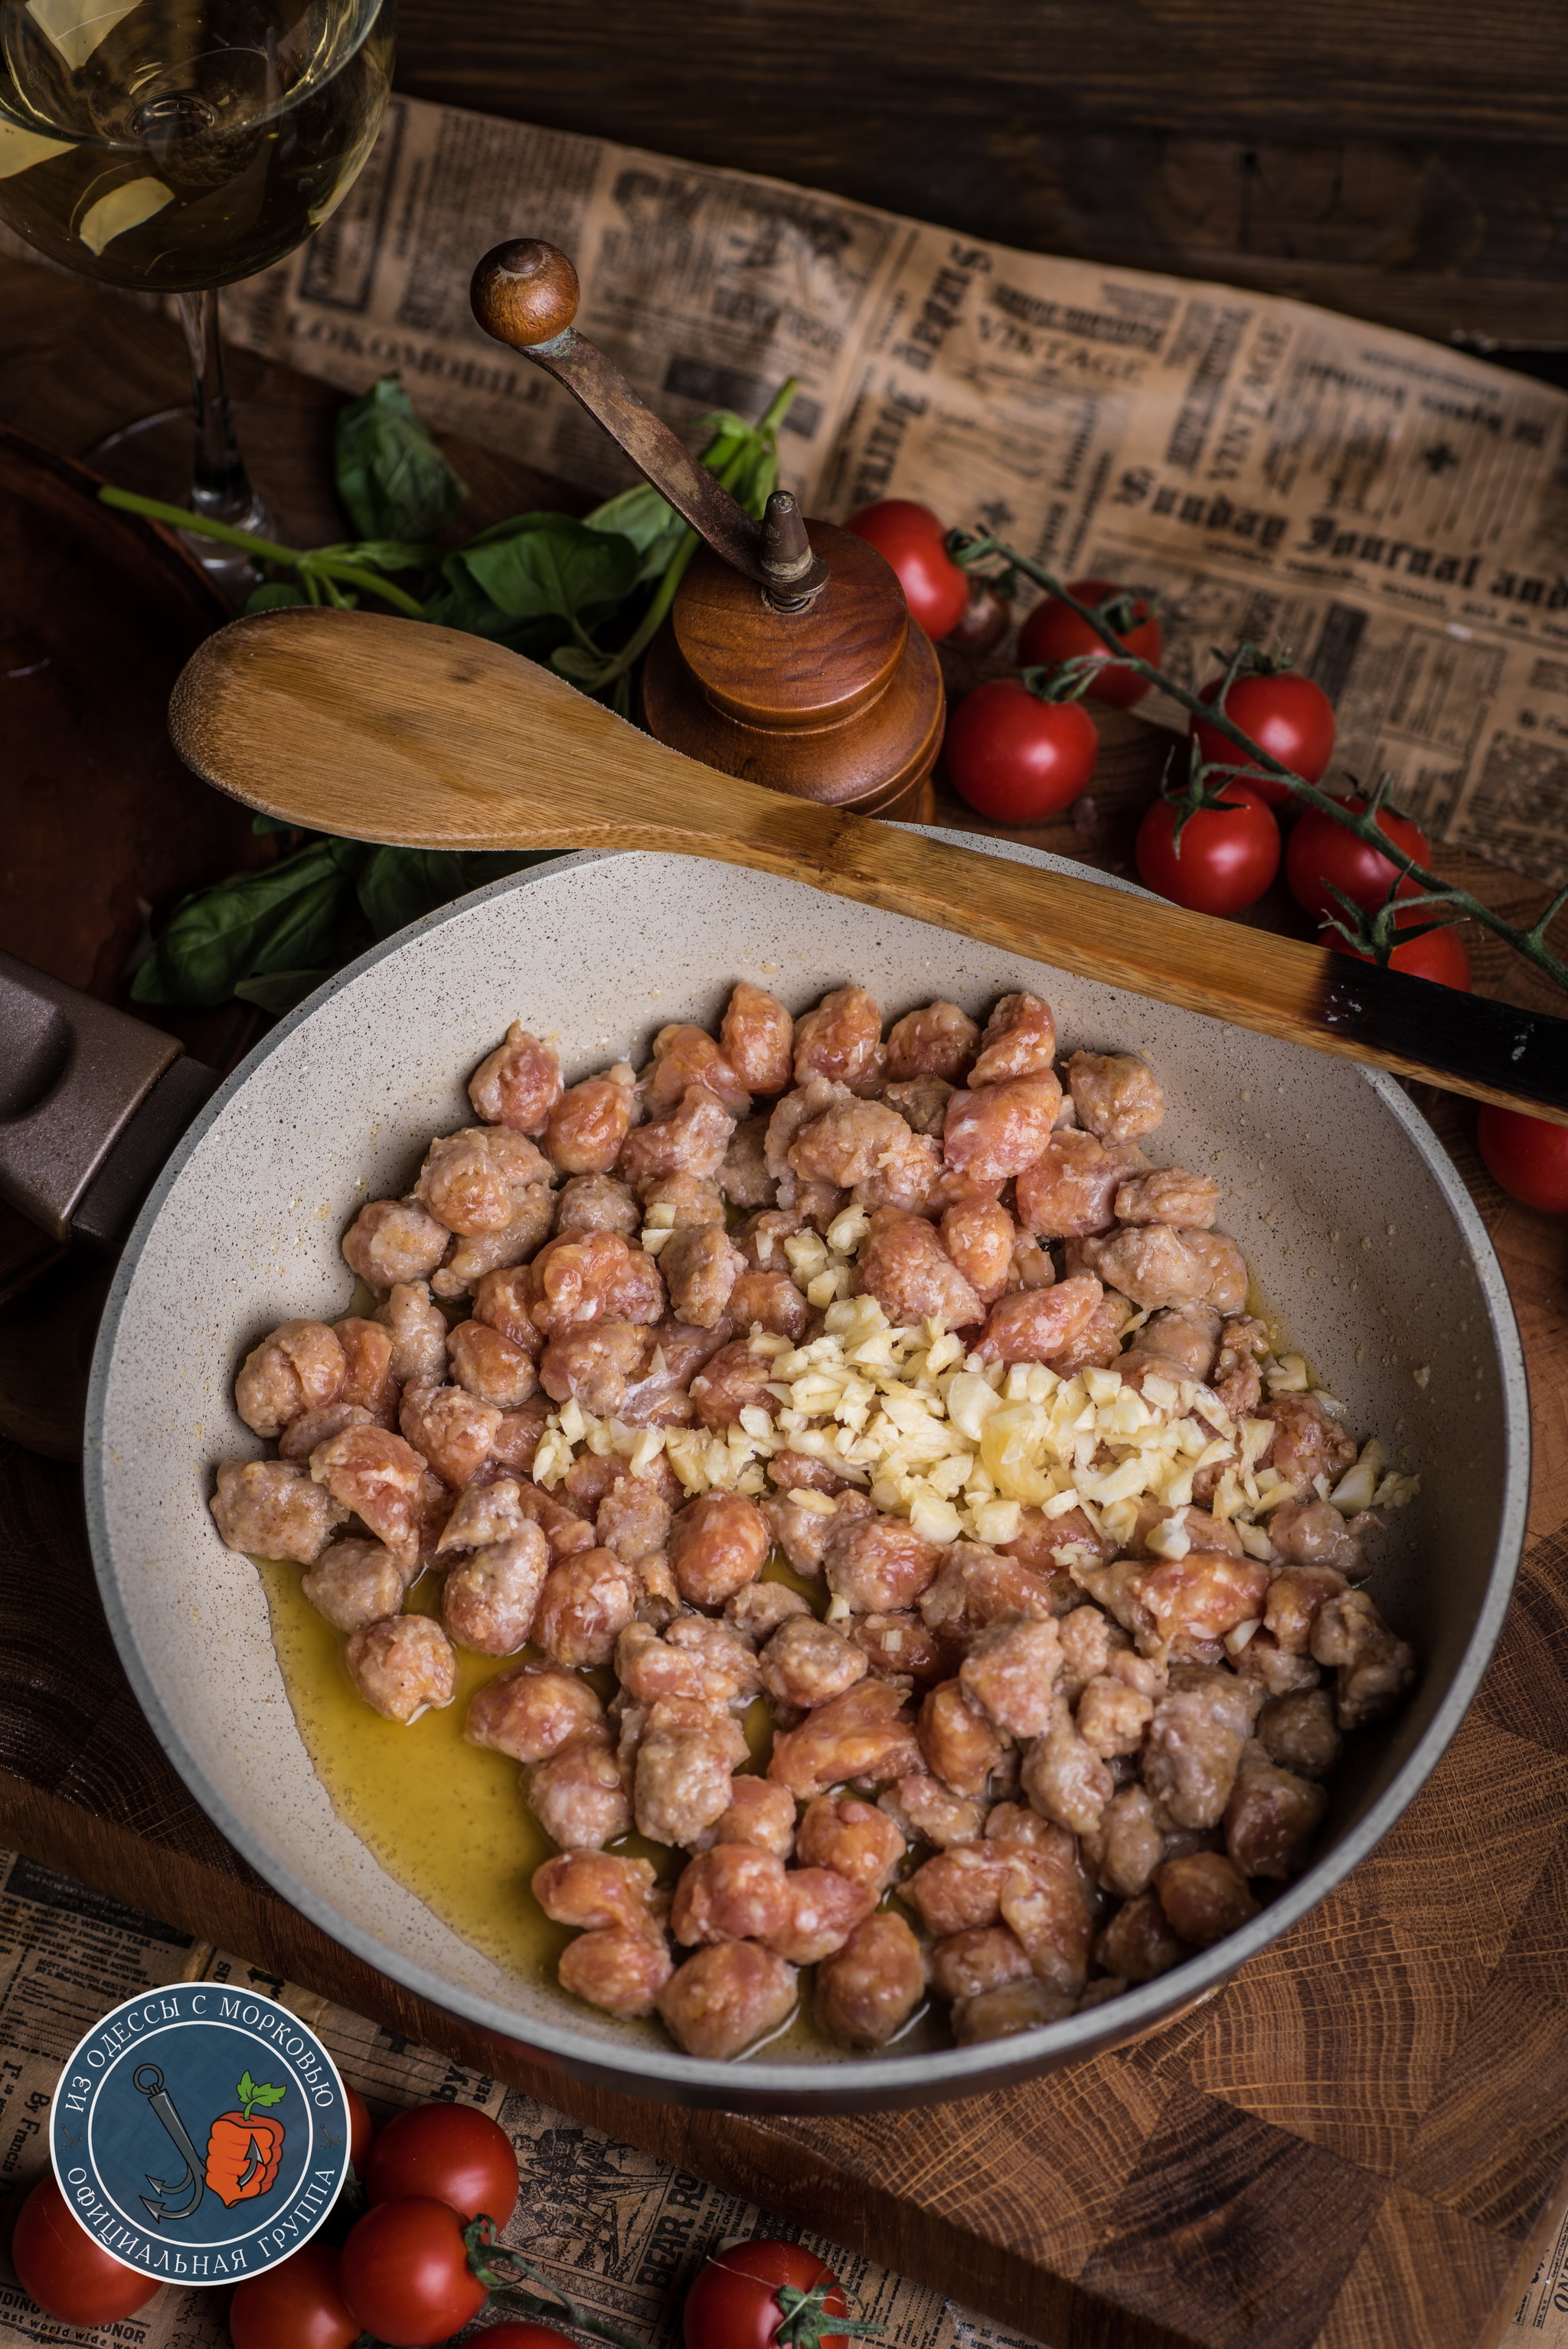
(469, 238), (943, 818)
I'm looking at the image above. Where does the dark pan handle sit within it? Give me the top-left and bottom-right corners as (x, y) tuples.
(0, 949), (217, 1249)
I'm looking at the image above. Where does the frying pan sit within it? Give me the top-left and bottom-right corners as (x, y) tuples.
(2, 838), (1528, 2114)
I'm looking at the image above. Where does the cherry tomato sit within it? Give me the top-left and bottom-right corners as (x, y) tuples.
(844, 499), (969, 639)
(365, 2102), (518, 2225)
(10, 2176), (158, 2326)
(1285, 794), (1430, 926)
(1191, 669), (1336, 809)
(1135, 783), (1281, 916)
(1016, 578), (1161, 705)
(345, 2082), (374, 2176)
(1318, 912), (1472, 991)
(338, 2197), (487, 2348)
(944, 678), (1099, 823)
(945, 574), (1011, 655)
(684, 2238), (849, 2349)
(230, 2241), (358, 2349)
(1477, 1104), (1568, 1213)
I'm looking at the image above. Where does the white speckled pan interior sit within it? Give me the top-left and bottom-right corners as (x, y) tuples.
(84, 841), (1528, 2113)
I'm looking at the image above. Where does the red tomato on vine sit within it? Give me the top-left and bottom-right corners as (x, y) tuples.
(1285, 794), (1431, 926)
(338, 2197), (488, 2348)
(364, 2101), (519, 2224)
(684, 2238), (851, 2349)
(9, 2177), (158, 2327)
(1016, 577), (1161, 704)
(229, 2241), (359, 2349)
(944, 675), (1099, 822)
(1135, 783), (1281, 916)
(1318, 913), (1472, 990)
(1191, 668), (1336, 809)
(844, 499), (969, 639)
(1476, 1106), (1568, 1214)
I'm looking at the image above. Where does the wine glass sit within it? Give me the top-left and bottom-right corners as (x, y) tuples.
(0, 0), (394, 582)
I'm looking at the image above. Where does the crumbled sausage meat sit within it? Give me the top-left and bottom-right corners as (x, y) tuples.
(302, 1537), (409, 1629)
(939, 1197), (1017, 1305)
(345, 1616), (456, 1724)
(969, 993), (1057, 1087)
(673, 1844), (790, 1945)
(1081, 1785), (1166, 1898)
(817, 1914), (926, 2047)
(342, 1196), (449, 1291)
(544, 1070), (637, 1177)
(825, 1511), (943, 1613)
(1142, 1668), (1263, 1829)
(944, 1078), (1063, 1185)
(447, 1320), (537, 1410)
(858, 1207), (985, 1330)
(534, 1548), (640, 1668)
(398, 1382), (501, 1489)
(212, 1457), (345, 1564)
(919, 1678), (1008, 1796)
(560, 1930), (673, 2020)
(382, 1280), (449, 1384)
(763, 1867), (876, 1965)
(554, 1173), (641, 1237)
(1257, 1687), (1341, 1779)
(416, 1127), (552, 1237)
(1014, 1130), (1123, 1240)
(466, 1665), (606, 1763)
(760, 1616), (869, 1710)
(1113, 1168), (1220, 1228)
(885, 999), (979, 1084)
(236, 1318), (345, 1439)
(1067, 1051), (1165, 1142)
(635, 1700), (750, 1847)
(1021, 1695), (1113, 1836)
(975, 1275), (1104, 1365)
(796, 1795), (905, 1892)
(660, 1224), (746, 1328)
(1224, 1745), (1328, 1879)
(720, 982), (795, 1096)
(1155, 1851), (1259, 1947)
(766, 1678), (923, 1802)
(960, 1615), (1062, 1739)
(645, 1024), (751, 1120)
(656, 1940), (798, 2060)
(468, 1024), (562, 1134)
(528, 1740), (633, 1849)
(442, 1527), (550, 1655)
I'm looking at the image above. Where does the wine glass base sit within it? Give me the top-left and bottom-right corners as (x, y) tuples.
(87, 407), (279, 606)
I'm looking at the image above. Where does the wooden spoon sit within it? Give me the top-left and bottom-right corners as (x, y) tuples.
(170, 606), (1568, 1123)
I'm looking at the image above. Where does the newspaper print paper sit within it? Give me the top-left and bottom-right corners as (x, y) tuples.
(217, 94), (1568, 890)
(0, 1850), (1040, 2349)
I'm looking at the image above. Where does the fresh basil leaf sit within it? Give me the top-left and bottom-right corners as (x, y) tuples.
(244, 580), (313, 613)
(335, 374), (467, 542)
(314, 537), (441, 573)
(582, 482), (687, 582)
(233, 969), (336, 1014)
(422, 556), (574, 658)
(456, 512), (639, 625)
(356, 846), (560, 942)
(130, 839), (371, 1008)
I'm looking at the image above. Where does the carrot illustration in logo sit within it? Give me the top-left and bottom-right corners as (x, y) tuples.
(204, 2072), (287, 2207)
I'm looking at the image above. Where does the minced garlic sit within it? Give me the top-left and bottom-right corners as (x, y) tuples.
(526, 1291), (1416, 1549)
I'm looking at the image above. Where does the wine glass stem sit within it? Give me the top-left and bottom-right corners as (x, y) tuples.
(176, 288), (261, 528)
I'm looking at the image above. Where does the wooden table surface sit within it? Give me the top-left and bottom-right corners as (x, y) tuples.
(5, 251), (1568, 2349)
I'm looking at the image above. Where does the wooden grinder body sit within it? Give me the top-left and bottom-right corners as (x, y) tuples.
(642, 520), (943, 817)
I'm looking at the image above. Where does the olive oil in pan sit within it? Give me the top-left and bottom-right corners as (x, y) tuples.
(254, 1558), (576, 1987)
(256, 1553), (946, 2060)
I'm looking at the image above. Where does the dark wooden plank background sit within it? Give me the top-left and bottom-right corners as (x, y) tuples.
(394, 0), (1568, 351)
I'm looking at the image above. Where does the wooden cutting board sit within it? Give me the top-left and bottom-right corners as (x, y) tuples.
(5, 252), (1568, 2349)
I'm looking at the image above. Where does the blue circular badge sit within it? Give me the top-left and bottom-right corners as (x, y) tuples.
(50, 1983), (351, 2287)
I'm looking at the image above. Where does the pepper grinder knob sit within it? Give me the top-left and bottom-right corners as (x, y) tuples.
(469, 237), (581, 350)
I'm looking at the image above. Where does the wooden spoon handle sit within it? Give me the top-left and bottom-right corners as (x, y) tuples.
(168, 606), (1568, 1123)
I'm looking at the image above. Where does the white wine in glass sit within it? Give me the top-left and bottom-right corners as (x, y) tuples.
(0, 0), (394, 563)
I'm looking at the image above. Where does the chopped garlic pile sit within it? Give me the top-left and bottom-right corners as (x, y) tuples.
(528, 1278), (1418, 1555)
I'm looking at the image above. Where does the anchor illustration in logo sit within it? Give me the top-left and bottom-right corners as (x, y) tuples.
(133, 2064), (287, 2223)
